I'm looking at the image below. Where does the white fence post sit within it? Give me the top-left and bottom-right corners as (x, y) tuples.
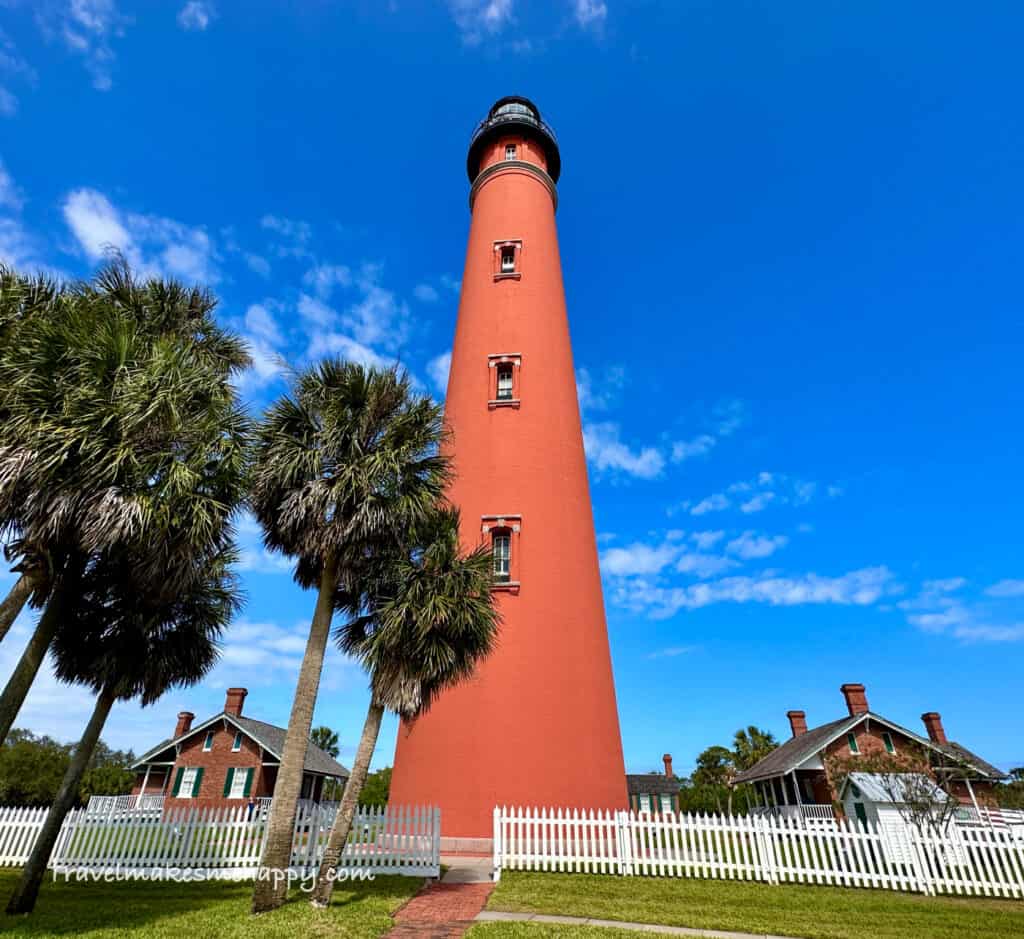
(616, 810), (633, 876)
(492, 806), (502, 882)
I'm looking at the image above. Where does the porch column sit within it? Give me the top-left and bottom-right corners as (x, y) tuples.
(137, 765), (151, 806)
(964, 777), (982, 819)
(791, 770), (803, 806)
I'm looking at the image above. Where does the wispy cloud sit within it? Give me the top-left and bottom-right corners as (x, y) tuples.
(447, 0), (515, 44)
(63, 188), (221, 283)
(614, 566), (899, 620)
(177, 1), (216, 31)
(38, 0), (131, 91)
(583, 422), (665, 480)
(985, 579), (1024, 598)
(573, 0), (608, 30)
(645, 645), (697, 660)
(682, 471), (837, 517)
(427, 351), (451, 395)
(261, 214), (313, 259)
(725, 531), (789, 560)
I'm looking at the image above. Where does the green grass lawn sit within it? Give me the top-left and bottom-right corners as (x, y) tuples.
(485, 870), (1024, 939)
(0, 869), (422, 938)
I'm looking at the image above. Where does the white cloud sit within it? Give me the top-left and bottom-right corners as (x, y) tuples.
(645, 646), (697, 660)
(583, 422), (664, 479)
(0, 87), (15, 117)
(573, 0), (607, 29)
(447, 0), (515, 43)
(690, 530), (725, 550)
(576, 365), (626, 413)
(671, 434), (716, 462)
(261, 214), (313, 258)
(614, 566), (898, 620)
(685, 471), (834, 517)
(726, 531), (789, 560)
(177, 1), (216, 31)
(690, 493), (730, 516)
(303, 263), (351, 298)
(244, 303), (283, 347)
(0, 159), (23, 211)
(427, 351), (451, 395)
(985, 579), (1024, 598)
(739, 492), (777, 514)
(306, 331), (392, 371)
(244, 253), (270, 277)
(414, 283), (439, 302)
(601, 542), (677, 576)
(297, 292), (337, 327)
(62, 188), (220, 283)
(675, 551), (737, 578)
(41, 0), (130, 91)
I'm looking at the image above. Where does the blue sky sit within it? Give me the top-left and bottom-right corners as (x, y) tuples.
(1, 2), (1022, 779)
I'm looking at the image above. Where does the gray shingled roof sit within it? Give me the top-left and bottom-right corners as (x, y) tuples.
(733, 711), (1007, 784)
(733, 715), (858, 785)
(626, 774), (680, 796)
(132, 712), (349, 778)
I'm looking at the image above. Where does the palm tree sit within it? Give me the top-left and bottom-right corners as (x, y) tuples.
(310, 506), (498, 907)
(5, 542), (240, 914)
(732, 725), (778, 772)
(0, 260), (249, 744)
(310, 726), (340, 759)
(249, 361), (448, 913)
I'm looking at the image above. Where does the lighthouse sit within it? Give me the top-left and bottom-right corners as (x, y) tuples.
(389, 97), (627, 847)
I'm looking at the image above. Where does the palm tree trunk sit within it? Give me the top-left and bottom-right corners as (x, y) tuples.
(6, 686), (115, 914)
(0, 574), (35, 645)
(310, 698), (384, 907)
(251, 554), (338, 914)
(0, 587), (64, 747)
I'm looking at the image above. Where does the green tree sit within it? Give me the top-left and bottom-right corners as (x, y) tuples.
(5, 543), (241, 914)
(692, 746), (734, 787)
(0, 261), (250, 745)
(310, 726), (340, 759)
(0, 732), (70, 806)
(249, 362), (449, 913)
(358, 767), (392, 807)
(310, 506), (499, 907)
(732, 725), (778, 772)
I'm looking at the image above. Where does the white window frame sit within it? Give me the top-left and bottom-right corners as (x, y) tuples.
(638, 794), (652, 814)
(228, 767), (250, 799)
(492, 532), (511, 581)
(659, 794), (673, 815)
(202, 731), (214, 752)
(179, 767), (198, 799)
(232, 731), (243, 752)
(496, 364), (514, 400)
(883, 731), (896, 754)
(847, 732), (860, 754)
(505, 144), (517, 161)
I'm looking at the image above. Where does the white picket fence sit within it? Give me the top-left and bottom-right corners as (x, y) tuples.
(493, 807), (1024, 899)
(0, 803), (440, 878)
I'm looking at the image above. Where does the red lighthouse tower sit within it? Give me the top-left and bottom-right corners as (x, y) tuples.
(389, 97), (627, 845)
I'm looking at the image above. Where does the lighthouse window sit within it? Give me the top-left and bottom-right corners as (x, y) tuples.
(492, 533), (511, 582)
(496, 364), (514, 400)
(505, 144), (517, 161)
(500, 246), (516, 273)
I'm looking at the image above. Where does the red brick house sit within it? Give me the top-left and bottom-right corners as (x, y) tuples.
(130, 688), (349, 809)
(733, 683), (1007, 817)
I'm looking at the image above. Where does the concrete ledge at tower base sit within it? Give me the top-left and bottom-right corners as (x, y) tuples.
(440, 836), (493, 855)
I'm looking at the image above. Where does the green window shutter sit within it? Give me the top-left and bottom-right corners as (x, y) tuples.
(172, 767), (185, 797)
(223, 768), (234, 797)
(243, 768), (254, 797)
(847, 732), (860, 754)
(192, 767), (204, 797)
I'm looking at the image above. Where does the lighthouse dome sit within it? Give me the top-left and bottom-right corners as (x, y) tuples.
(467, 95), (561, 184)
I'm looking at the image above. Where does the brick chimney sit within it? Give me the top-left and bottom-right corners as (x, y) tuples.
(787, 710), (808, 737)
(663, 753), (674, 778)
(174, 711), (194, 737)
(224, 687), (248, 717)
(921, 712), (948, 745)
(840, 683), (869, 716)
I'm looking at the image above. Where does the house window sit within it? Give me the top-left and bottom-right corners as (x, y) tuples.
(232, 731), (243, 752)
(177, 767), (202, 799)
(202, 731), (214, 752)
(638, 794), (652, 813)
(505, 144), (517, 161)
(883, 732), (895, 754)
(496, 364), (514, 400)
(847, 732), (860, 754)
(659, 794), (673, 815)
(802, 778), (815, 801)
(500, 246), (516, 273)
(225, 767), (252, 800)
(492, 532), (511, 582)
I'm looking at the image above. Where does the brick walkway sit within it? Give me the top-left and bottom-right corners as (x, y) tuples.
(385, 881), (494, 938)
